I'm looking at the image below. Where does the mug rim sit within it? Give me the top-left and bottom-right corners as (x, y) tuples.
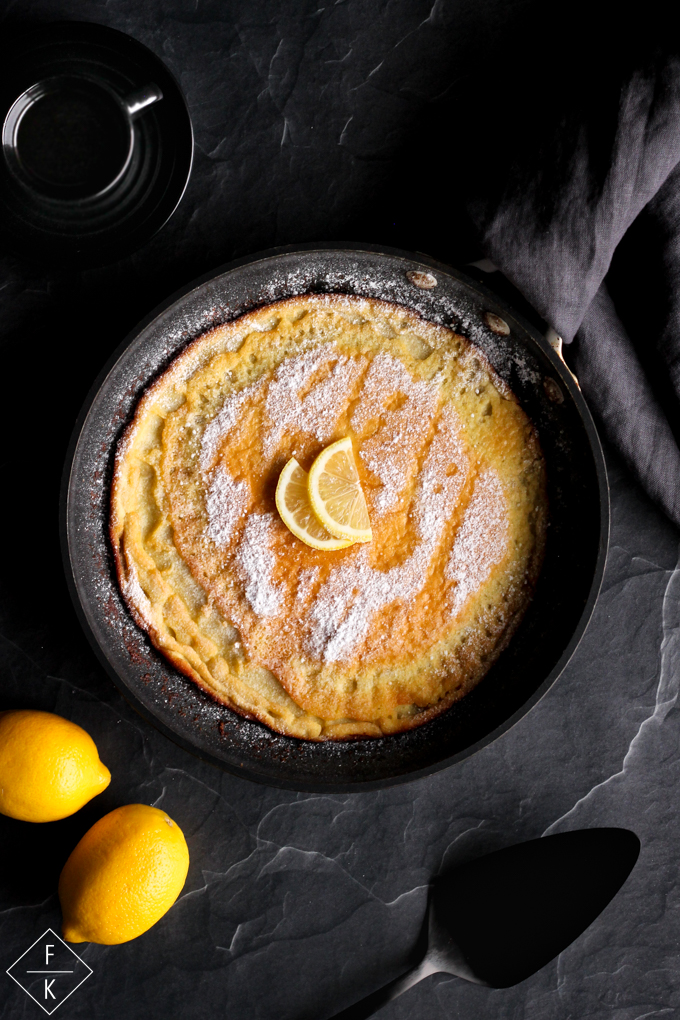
(1, 72), (136, 203)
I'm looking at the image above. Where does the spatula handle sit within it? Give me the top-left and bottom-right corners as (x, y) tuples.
(323, 958), (437, 1020)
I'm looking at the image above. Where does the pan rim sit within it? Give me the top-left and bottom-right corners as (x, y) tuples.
(60, 242), (609, 791)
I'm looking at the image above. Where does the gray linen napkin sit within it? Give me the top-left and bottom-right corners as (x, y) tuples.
(460, 9), (680, 526)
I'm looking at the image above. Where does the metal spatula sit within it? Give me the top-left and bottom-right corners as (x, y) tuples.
(324, 828), (640, 1020)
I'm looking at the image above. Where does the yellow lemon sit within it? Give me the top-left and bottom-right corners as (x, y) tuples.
(308, 437), (372, 543)
(0, 710), (111, 822)
(275, 456), (354, 550)
(59, 803), (190, 944)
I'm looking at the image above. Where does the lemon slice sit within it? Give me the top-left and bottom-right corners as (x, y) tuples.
(308, 437), (372, 543)
(276, 457), (353, 550)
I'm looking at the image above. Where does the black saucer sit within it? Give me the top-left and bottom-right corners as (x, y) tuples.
(0, 22), (193, 267)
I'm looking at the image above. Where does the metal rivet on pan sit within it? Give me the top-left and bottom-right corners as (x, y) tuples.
(543, 377), (564, 404)
(406, 270), (437, 289)
(483, 311), (510, 335)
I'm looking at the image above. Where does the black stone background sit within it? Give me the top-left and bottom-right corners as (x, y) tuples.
(1, 3), (679, 1018)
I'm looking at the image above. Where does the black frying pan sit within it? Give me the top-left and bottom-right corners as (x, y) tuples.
(61, 244), (608, 790)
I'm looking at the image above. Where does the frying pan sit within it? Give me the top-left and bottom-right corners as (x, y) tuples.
(61, 244), (608, 790)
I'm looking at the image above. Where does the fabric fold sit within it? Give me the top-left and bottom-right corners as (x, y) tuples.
(459, 21), (680, 527)
(572, 285), (680, 525)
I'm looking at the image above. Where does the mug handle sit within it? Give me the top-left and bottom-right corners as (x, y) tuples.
(123, 83), (163, 118)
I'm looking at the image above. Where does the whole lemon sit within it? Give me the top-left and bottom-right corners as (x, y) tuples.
(0, 710), (111, 822)
(59, 803), (190, 944)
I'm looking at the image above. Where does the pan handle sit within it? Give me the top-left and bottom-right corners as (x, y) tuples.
(545, 328), (580, 388)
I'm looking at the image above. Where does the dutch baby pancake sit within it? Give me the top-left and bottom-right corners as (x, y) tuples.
(111, 294), (547, 740)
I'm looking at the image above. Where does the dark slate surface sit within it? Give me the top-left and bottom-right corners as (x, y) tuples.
(1, 3), (679, 1018)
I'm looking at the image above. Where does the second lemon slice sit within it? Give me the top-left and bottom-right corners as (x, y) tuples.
(276, 457), (353, 550)
(308, 437), (372, 543)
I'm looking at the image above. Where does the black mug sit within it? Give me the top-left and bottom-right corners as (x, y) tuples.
(2, 74), (163, 203)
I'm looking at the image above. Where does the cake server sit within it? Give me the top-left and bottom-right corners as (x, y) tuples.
(323, 827), (639, 1019)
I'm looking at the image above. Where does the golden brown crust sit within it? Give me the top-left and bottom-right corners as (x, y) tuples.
(110, 294), (547, 740)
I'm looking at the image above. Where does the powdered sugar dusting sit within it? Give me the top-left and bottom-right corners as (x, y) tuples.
(447, 470), (509, 614)
(306, 549), (386, 662)
(415, 407), (468, 542)
(295, 567), (321, 608)
(352, 353), (440, 514)
(122, 560), (154, 628)
(205, 466), (251, 547)
(263, 345), (366, 458)
(200, 380), (262, 475)
(306, 408), (469, 662)
(236, 513), (283, 617)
